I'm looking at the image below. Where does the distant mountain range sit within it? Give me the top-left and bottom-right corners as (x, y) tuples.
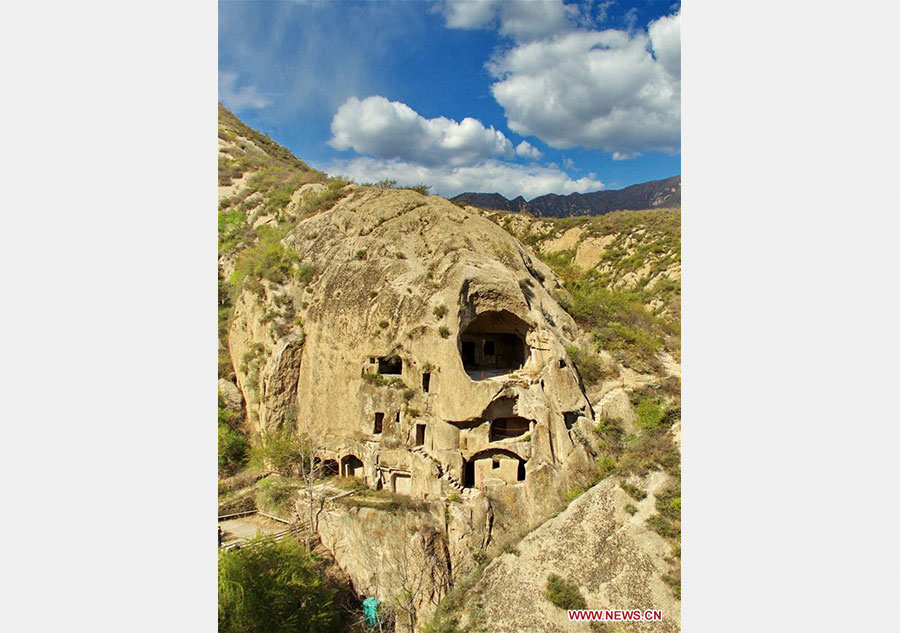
(451, 175), (680, 217)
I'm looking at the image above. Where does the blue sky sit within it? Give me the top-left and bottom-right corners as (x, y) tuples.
(219, 0), (680, 198)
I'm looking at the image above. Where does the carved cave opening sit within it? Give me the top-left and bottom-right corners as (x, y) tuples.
(489, 416), (531, 442)
(341, 454), (364, 478)
(459, 310), (529, 380)
(377, 356), (402, 375)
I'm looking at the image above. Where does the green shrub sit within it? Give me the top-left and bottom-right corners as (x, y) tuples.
(218, 208), (247, 250)
(249, 429), (310, 476)
(646, 485), (681, 539)
(433, 305), (447, 319)
(219, 537), (343, 633)
(230, 225), (300, 291)
(297, 176), (351, 216)
(395, 252), (407, 259)
(596, 453), (617, 478)
(218, 424), (249, 475)
(379, 320), (389, 328)
(255, 477), (300, 517)
(565, 344), (608, 385)
(295, 263), (317, 285)
(355, 250), (367, 260)
(564, 488), (585, 502)
(621, 482), (647, 500)
(635, 397), (666, 429)
(491, 241), (518, 267)
(594, 417), (623, 449)
(544, 574), (587, 610)
(438, 326), (450, 338)
(625, 504), (638, 515)
(405, 183), (430, 195)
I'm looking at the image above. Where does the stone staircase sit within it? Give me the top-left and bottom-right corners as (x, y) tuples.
(410, 445), (475, 499)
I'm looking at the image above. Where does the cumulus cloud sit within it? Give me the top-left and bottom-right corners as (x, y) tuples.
(441, 3), (681, 159)
(218, 71), (271, 111)
(324, 157), (604, 199)
(329, 96), (515, 167)
(648, 10), (681, 78)
(486, 10), (681, 157)
(515, 140), (543, 160)
(441, 0), (577, 41)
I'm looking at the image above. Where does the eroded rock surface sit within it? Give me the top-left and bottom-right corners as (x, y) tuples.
(471, 473), (680, 633)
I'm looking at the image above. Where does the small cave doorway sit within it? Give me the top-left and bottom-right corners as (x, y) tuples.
(459, 310), (529, 380)
(463, 460), (475, 488)
(320, 459), (339, 477)
(341, 454), (364, 478)
(463, 448), (527, 488)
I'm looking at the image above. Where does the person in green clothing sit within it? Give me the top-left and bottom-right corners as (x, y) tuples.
(362, 596), (381, 629)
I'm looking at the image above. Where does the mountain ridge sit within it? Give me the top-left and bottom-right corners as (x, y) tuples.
(452, 174), (680, 217)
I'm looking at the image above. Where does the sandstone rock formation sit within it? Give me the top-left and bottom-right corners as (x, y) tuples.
(468, 472), (680, 633)
(230, 187), (603, 526)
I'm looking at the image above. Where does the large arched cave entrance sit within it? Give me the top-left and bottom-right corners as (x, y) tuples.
(459, 310), (529, 380)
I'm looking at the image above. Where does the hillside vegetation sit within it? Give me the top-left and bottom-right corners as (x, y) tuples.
(488, 208), (681, 375)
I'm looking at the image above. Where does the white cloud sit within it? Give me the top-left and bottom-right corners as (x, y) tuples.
(515, 140), (543, 160)
(648, 10), (681, 78)
(329, 96), (515, 167)
(218, 71), (271, 111)
(486, 10), (680, 157)
(323, 157), (604, 199)
(441, 0), (577, 41)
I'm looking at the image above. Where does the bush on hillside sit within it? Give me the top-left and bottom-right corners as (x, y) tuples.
(230, 225), (300, 291)
(219, 537), (343, 633)
(219, 424), (249, 476)
(565, 344), (609, 385)
(544, 574), (587, 610)
(249, 428), (312, 476)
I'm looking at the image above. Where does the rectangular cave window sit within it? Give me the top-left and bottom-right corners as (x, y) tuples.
(492, 458), (500, 470)
(395, 411), (400, 424)
(517, 460), (526, 481)
(374, 412), (384, 434)
(422, 372), (431, 393)
(377, 356), (402, 375)
(415, 424), (425, 446)
(558, 359), (566, 368)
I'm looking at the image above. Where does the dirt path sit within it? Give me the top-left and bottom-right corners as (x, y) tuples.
(219, 514), (285, 547)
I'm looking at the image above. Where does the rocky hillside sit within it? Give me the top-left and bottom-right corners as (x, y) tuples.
(218, 105), (681, 633)
(451, 175), (680, 217)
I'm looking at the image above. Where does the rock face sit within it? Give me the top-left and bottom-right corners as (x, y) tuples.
(470, 472), (680, 633)
(229, 185), (608, 627)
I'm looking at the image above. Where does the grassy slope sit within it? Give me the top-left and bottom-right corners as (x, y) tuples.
(488, 208), (681, 374)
